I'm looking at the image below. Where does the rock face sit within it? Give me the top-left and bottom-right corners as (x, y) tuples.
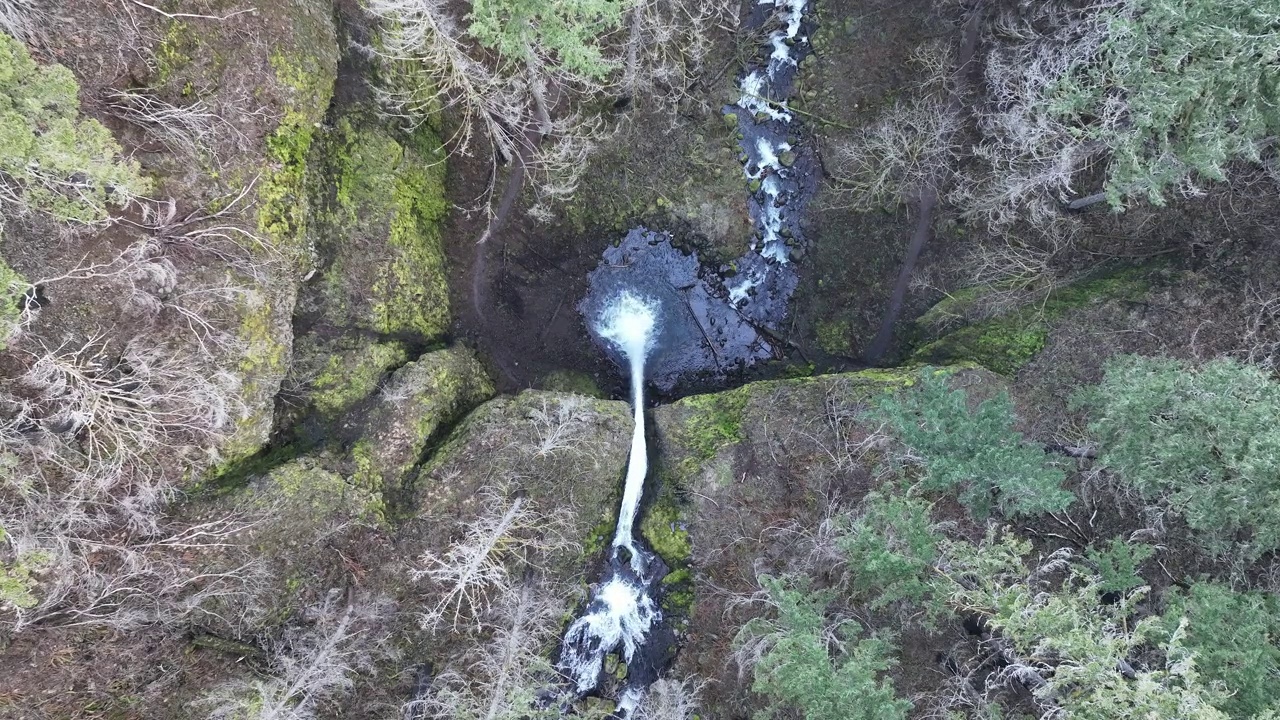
(349, 347), (496, 502)
(414, 390), (633, 565)
(217, 0), (343, 464)
(283, 114), (454, 430)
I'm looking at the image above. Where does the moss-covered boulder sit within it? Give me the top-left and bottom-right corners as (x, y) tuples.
(279, 112), (453, 434)
(413, 391), (632, 575)
(301, 114), (451, 339)
(192, 454), (381, 633)
(909, 268), (1153, 375)
(310, 340), (411, 419)
(349, 347), (495, 500)
(219, 0), (340, 465)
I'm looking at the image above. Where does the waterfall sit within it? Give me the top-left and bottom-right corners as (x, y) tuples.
(596, 292), (656, 572)
(558, 291), (662, 703)
(562, 0), (814, 708)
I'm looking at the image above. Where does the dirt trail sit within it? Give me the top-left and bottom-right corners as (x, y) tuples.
(467, 130), (539, 385)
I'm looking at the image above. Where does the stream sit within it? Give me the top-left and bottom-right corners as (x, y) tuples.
(559, 0), (814, 713)
(581, 0), (814, 393)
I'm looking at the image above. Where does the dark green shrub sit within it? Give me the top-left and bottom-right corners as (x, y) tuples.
(1163, 582), (1280, 718)
(736, 575), (911, 720)
(1086, 537), (1153, 596)
(836, 492), (941, 610)
(873, 372), (1072, 518)
(1077, 356), (1280, 554)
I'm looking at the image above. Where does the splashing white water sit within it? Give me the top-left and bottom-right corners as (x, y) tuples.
(562, 577), (659, 693)
(596, 292), (658, 573)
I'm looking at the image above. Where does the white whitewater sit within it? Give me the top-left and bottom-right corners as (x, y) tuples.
(559, 291), (661, 703)
(596, 291), (657, 572)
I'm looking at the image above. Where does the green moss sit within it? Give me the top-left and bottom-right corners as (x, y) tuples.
(370, 150), (451, 337)
(349, 348), (494, 499)
(349, 438), (380, 494)
(308, 114), (451, 340)
(850, 366), (924, 387)
(258, 111), (316, 257)
(267, 456), (385, 524)
(199, 440), (308, 494)
(582, 510), (618, 559)
(913, 321), (1049, 377)
(258, 49), (338, 259)
(640, 496), (692, 567)
(0, 546), (51, 611)
(269, 50), (335, 121)
(327, 117), (402, 219)
(815, 317), (852, 355)
(0, 253), (26, 350)
(155, 21), (196, 85)
(912, 268), (1153, 375)
(916, 280), (1024, 329)
(678, 384), (752, 463)
(538, 370), (605, 398)
(660, 567), (695, 616)
(220, 295), (290, 464)
(311, 341), (409, 416)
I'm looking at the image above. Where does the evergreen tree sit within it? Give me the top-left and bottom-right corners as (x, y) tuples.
(873, 372), (1073, 518)
(1077, 355), (1280, 555)
(1053, 0), (1280, 206)
(466, 0), (628, 81)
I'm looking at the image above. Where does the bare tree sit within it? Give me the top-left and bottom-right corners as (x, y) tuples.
(635, 676), (706, 720)
(0, 0), (42, 43)
(104, 88), (243, 160)
(404, 579), (570, 720)
(6, 514), (266, 632)
(413, 490), (575, 630)
(948, 2), (1126, 230)
(363, 0), (535, 166)
(12, 336), (239, 474)
(198, 593), (395, 720)
(364, 0), (734, 217)
(521, 395), (596, 458)
(620, 0), (737, 109)
(832, 97), (962, 210)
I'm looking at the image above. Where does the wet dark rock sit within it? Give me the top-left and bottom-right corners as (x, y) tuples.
(580, 228), (774, 393)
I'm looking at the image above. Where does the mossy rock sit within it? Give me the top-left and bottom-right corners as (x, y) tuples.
(218, 285), (301, 466)
(187, 454), (379, 631)
(911, 267), (1153, 376)
(1, 547), (53, 613)
(302, 114), (451, 341)
(640, 487), (692, 568)
(537, 369), (606, 398)
(814, 316), (854, 355)
(416, 391), (632, 577)
(349, 346), (494, 498)
(282, 336), (410, 428)
(220, 6), (339, 465)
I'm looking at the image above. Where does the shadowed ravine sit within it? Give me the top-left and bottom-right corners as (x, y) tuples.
(559, 1), (816, 712)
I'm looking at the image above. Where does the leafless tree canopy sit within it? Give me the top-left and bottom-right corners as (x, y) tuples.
(198, 594), (396, 720)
